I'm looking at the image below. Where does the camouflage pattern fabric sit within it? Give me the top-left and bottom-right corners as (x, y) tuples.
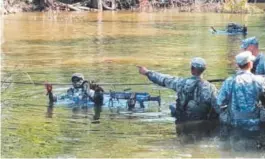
(226, 23), (244, 33)
(146, 71), (219, 122)
(253, 53), (265, 75)
(217, 70), (265, 130)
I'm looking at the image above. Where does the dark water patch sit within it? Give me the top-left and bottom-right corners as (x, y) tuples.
(149, 120), (265, 157)
(16, 38), (94, 46)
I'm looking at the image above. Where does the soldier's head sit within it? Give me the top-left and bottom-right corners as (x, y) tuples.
(71, 73), (84, 88)
(190, 57), (206, 76)
(236, 51), (256, 70)
(241, 37), (259, 56)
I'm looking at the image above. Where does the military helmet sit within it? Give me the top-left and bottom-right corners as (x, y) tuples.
(241, 37), (259, 49)
(71, 73), (84, 83)
(191, 57), (206, 69)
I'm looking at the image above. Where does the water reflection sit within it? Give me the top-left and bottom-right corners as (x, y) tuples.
(176, 120), (219, 144)
(46, 105), (54, 118)
(175, 121), (265, 157)
(219, 125), (265, 151)
(2, 12), (265, 158)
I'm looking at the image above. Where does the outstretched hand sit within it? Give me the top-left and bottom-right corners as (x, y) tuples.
(137, 66), (149, 75)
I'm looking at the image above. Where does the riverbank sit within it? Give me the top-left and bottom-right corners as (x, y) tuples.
(2, 0), (264, 15)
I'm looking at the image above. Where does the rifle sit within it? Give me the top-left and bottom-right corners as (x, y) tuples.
(208, 79), (225, 83)
(107, 89), (161, 111)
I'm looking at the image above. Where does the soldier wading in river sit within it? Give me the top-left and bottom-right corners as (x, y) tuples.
(137, 57), (219, 124)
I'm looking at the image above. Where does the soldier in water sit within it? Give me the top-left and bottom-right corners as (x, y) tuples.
(137, 57), (219, 124)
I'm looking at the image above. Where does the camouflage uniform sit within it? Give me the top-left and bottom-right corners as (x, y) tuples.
(66, 73), (103, 120)
(146, 71), (219, 122)
(217, 52), (265, 130)
(226, 23), (247, 34)
(241, 37), (265, 75)
(66, 73), (93, 104)
(253, 53), (265, 75)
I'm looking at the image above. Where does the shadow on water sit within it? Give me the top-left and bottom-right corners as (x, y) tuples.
(45, 101), (265, 157)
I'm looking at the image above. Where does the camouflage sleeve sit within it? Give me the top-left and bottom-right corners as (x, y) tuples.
(255, 75), (265, 91)
(146, 70), (184, 92)
(256, 55), (265, 75)
(209, 84), (220, 114)
(217, 79), (231, 107)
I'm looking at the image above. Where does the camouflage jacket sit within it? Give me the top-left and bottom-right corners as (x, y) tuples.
(252, 53), (265, 75)
(217, 70), (265, 128)
(67, 81), (93, 98)
(146, 71), (219, 121)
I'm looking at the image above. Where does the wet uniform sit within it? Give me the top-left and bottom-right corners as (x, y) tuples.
(252, 53), (265, 75)
(241, 37), (265, 75)
(217, 70), (265, 130)
(146, 71), (219, 122)
(67, 73), (104, 121)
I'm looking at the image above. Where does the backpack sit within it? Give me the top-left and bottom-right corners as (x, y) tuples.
(175, 79), (212, 122)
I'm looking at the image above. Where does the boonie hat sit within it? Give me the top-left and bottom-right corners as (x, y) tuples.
(191, 57), (206, 69)
(241, 37), (258, 49)
(235, 51), (256, 66)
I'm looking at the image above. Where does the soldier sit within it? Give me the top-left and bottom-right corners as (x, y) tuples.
(217, 51), (265, 130)
(67, 73), (91, 97)
(67, 73), (104, 122)
(241, 37), (265, 75)
(226, 23), (247, 34)
(137, 57), (219, 123)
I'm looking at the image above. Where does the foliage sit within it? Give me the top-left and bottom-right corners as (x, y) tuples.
(222, 0), (264, 13)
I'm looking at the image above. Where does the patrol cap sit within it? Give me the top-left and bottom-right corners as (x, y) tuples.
(235, 51), (256, 66)
(191, 57), (206, 69)
(71, 73), (84, 82)
(241, 37), (259, 49)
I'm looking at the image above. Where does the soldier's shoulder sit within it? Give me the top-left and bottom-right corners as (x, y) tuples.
(200, 80), (216, 88)
(200, 81), (216, 99)
(254, 75), (265, 83)
(260, 53), (265, 62)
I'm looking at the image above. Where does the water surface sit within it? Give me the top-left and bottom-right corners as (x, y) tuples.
(2, 11), (265, 158)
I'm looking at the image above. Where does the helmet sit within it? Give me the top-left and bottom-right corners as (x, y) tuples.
(71, 73), (84, 88)
(71, 73), (84, 83)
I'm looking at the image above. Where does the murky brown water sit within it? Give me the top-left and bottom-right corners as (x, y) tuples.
(2, 10), (265, 158)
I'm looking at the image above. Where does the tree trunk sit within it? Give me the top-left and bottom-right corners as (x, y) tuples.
(91, 0), (98, 8)
(35, 0), (54, 10)
(98, 0), (103, 11)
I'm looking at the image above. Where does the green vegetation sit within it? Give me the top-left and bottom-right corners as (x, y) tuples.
(3, 0), (264, 14)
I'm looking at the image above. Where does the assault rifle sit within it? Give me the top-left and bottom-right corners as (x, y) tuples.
(107, 88), (161, 111)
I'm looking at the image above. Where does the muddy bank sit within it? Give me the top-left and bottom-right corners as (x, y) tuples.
(3, 0), (35, 14)
(2, 0), (264, 14)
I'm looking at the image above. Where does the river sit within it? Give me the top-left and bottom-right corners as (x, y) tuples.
(2, 10), (265, 157)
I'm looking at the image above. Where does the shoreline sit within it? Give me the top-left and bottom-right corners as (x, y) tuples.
(2, 1), (264, 15)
